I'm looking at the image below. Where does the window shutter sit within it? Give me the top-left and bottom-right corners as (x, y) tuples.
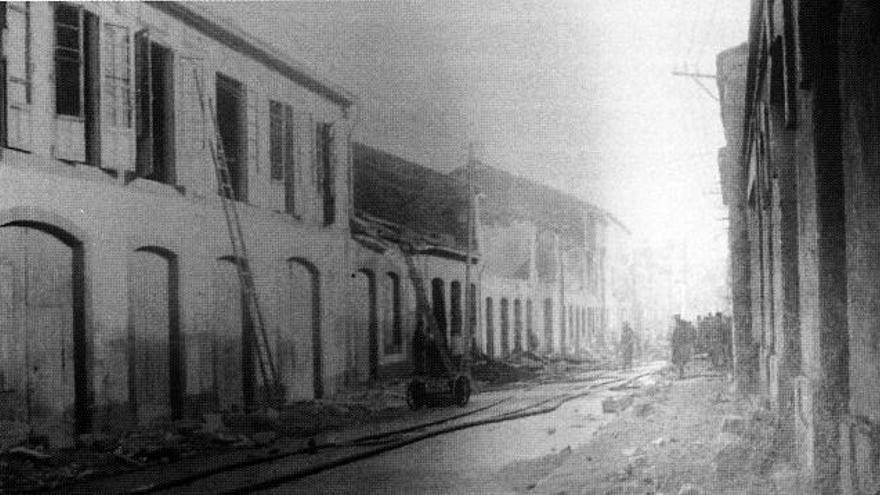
(5, 3), (30, 152)
(100, 23), (135, 171)
(283, 104), (295, 214)
(246, 87), (259, 175)
(269, 101), (283, 181)
(175, 55), (207, 190)
(134, 29), (153, 176)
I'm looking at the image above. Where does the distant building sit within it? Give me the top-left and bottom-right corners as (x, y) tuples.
(450, 164), (634, 357)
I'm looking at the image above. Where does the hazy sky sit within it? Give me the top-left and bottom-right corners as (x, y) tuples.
(210, 0), (749, 274)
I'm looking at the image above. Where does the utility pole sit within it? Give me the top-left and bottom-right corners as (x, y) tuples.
(672, 69), (718, 102)
(462, 144), (475, 371)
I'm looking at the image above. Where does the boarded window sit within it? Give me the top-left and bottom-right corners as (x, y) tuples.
(54, 3), (83, 117)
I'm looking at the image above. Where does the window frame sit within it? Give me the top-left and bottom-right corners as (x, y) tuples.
(53, 2), (85, 119)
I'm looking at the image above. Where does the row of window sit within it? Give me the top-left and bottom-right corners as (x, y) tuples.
(1, 3), (337, 224)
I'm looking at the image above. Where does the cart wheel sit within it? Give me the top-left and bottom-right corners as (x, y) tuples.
(406, 380), (424, 410)
(453, 376), (471, 407)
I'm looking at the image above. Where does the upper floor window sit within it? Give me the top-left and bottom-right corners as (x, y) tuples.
(54, 3), (83, 117)
(269, 100), (296, 213)
(103, 24), (131, 128)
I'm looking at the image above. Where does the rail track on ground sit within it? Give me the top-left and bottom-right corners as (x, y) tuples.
(121, 365), (661, 495)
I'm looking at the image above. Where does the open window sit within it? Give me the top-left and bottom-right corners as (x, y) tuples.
(216, 73), (246, 201)
(270, 100), (296, 214)
(135, 31), (174, 183)
(53, 3), (99, 164)
(2, 2), (32, 152)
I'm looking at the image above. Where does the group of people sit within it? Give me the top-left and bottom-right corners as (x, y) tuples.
(670, 312), (732, 378)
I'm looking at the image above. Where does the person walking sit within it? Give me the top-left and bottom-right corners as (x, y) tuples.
(671, 314), (693, 379)
(620, 322), (635, 371)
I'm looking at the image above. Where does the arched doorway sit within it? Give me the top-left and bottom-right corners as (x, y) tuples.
(352, 269), (378, 383)
(285, 259), (322, 399)
(211, 258), (252, 411)
(128, 247), (181, 423)
(0, 222), (87, 442)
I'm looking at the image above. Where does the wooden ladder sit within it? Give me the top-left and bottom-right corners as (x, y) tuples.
(400, 243), (456, 375)
(194, 71), (283, 406)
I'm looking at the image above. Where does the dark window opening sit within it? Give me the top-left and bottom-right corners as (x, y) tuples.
(450, 281), (462, 336)
(216, 74), (246, 201)
(270, 100), (296, 214)
(135, 34), (174, 183)
(54, 3), (82, 117)
(316, 123), (335, 225)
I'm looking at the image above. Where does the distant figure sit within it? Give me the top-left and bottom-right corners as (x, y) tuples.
(671, 314), (694, 378)
(709, 311), (724, 369)
(620, 322), (635, 371)
(412, 318), (427, 375)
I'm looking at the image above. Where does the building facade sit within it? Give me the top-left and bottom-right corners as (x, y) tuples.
(0, 2), (354, 445)
(717, 1), (880, 492)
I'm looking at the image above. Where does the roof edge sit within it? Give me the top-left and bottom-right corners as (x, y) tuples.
(149, 2), (354, 108)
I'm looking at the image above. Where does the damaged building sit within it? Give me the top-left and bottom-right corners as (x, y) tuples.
(351, 146), (636, 372)
(717, 0), (880, 492)
(449, 164), (634, 358)
(0, 2), (354, 445)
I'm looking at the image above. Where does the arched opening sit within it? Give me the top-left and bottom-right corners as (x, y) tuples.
(485, 297), (495, 356)
(431, 278), (447, 338)
(513, 299), (523, 353)
(544, 299), (553, 353)
(525, 299), (534, 351)
(128, 247), (181, 423)
(286, 259), (322, 399)
(450, 281), (462, 337)
(212, 257), (253, 411)
(384, 272), (402, 355)
(500, 298), (510, 357)
(353, 269), (378, 382)
(0, 221), (88, 441)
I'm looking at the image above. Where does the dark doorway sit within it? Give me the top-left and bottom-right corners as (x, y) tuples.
(216, 74), (246, 201)
(431, 278), (447, 337)
(485, 297), (494, 356)
(544, 299), (553, 353)
(500, 298), (510, 357)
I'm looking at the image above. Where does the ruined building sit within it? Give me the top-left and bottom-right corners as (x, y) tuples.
(717, 1), (880, 492)
(0, 2), (354, 444)
(350, 143), (476, 377)
(449, 164), (634, 357)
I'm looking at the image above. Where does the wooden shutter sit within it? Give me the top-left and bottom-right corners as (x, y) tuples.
(134, 29), (153, 176)
(283, 104), (295, 214)
(269, 101), (283, 181)
(246, 86), (259, 175)
(5, 2), (30, 151)
(175, 54), (207, 191)
(100, 23), (134, 171)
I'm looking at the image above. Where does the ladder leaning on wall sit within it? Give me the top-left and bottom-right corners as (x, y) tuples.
(193, 70), (284, 407)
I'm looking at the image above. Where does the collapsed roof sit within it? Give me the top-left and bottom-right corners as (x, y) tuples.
(352, 143), (471, 252)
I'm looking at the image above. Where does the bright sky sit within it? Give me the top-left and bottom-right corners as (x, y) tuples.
(209, 0), (751, 312)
